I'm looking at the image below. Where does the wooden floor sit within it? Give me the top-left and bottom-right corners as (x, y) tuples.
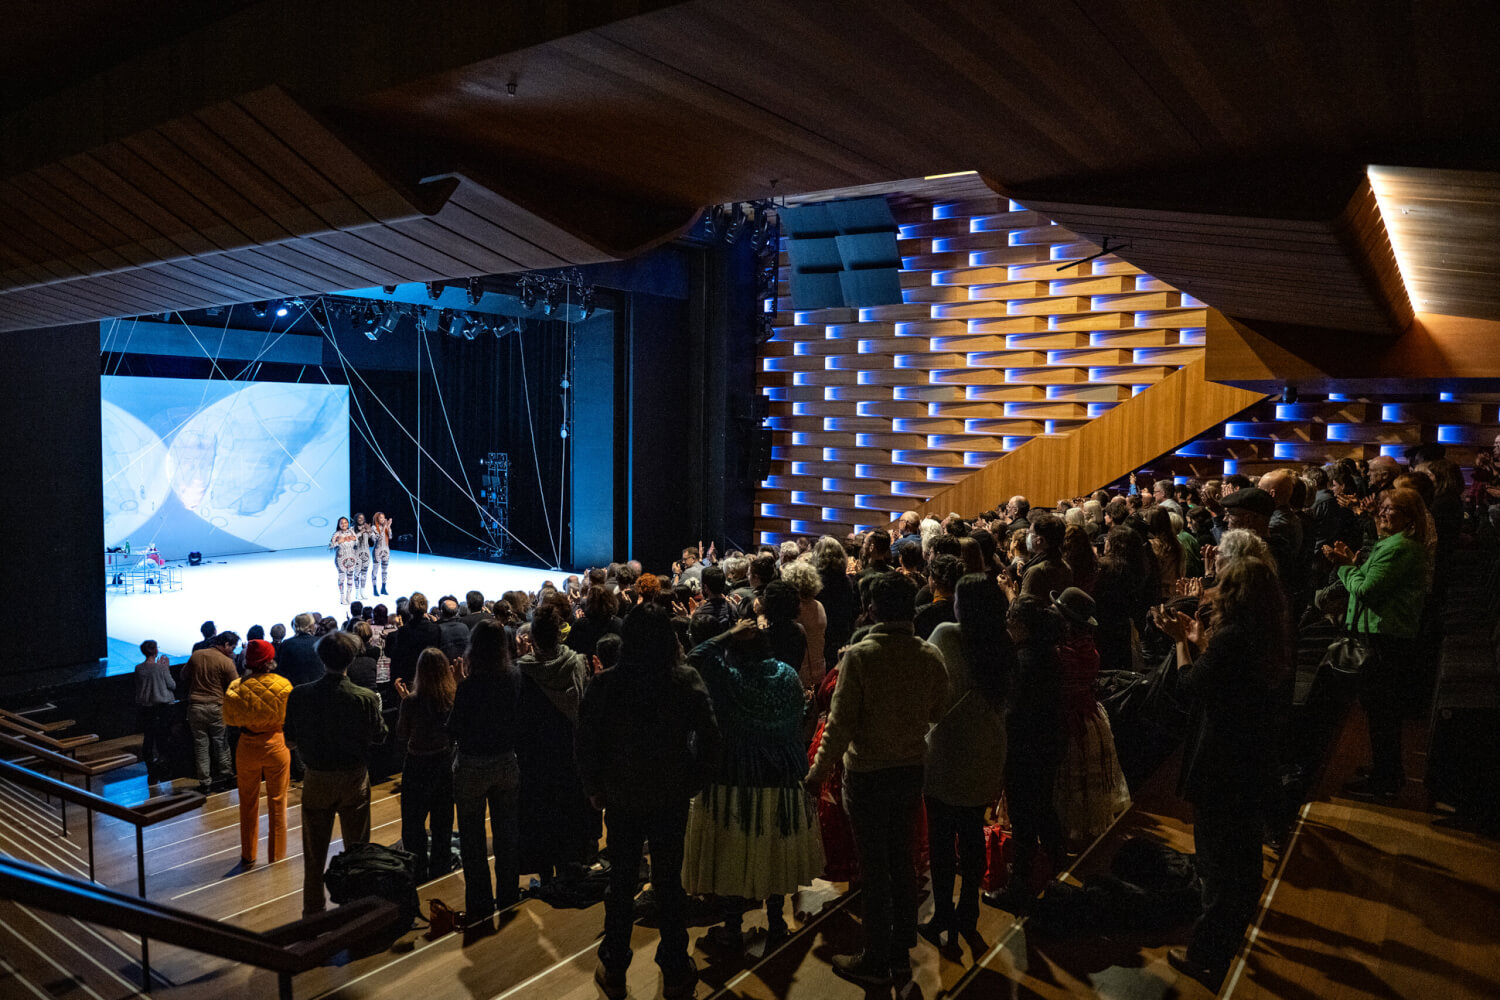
(1, 709), (1496, 1000)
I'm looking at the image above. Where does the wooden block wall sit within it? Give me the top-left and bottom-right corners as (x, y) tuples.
(754, 185), (1210, 544)
(1145, 392), (1500, 483)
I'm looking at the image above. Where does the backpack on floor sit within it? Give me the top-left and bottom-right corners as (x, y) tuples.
(325, 843), (420, 933)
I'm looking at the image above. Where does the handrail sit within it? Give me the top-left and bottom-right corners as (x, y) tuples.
(0, 715), (99, 753)
(0, 755), (203, 990)
(0, 705), (76, 733)
(0, 854), (397, 1000)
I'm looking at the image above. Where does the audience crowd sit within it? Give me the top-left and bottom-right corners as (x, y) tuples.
(134, 440), (1488, 994)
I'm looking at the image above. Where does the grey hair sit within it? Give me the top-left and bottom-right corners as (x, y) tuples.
(1064, 507), (1086, 527)
(722, 554), (750, 581)
(918, 517), (942, 555)
(780, 559), (824, 598)
(1083, 499), (1103, 524)
(1217, 528), (1275, 573)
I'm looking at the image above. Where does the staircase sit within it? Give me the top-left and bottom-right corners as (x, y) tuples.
(912, 359), (1268, 516)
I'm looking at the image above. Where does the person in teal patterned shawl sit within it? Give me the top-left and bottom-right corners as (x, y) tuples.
(683, 617), (824, 948)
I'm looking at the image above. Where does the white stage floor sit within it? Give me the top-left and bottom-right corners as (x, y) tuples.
(104, 547), (570, 675)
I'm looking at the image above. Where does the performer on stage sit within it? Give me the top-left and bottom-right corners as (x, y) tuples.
(329, 517), (360, 604)
(370, 511), (393, 596)
(353, 513), (372, 601)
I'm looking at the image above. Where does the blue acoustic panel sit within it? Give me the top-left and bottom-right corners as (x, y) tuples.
(836, 231), (900, 269)
(790, 271), (847, 309)
(839, 268), (903, 308)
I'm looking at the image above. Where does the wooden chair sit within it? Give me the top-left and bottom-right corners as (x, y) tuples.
(0, 854), (396, 998)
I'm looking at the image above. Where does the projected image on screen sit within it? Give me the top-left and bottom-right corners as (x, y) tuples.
(102, 376), (350, 557)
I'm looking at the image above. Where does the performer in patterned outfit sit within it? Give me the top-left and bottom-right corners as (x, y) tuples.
(370, 511), (393, 596)
(353, 513), (372, 601)
(329, 517), (360, 604)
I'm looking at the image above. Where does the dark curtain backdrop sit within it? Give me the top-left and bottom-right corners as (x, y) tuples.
(347, 319), (571, 568)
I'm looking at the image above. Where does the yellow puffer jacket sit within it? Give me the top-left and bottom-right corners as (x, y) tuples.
(223, 672), (293, 732)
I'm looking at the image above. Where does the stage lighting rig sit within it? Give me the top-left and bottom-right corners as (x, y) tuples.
(579, 287), (596, 320)
(426, 281), (444, 300)
(466, 277), (484, 306)
(370, 304), (400, 340)
(250, 301), (269, 318)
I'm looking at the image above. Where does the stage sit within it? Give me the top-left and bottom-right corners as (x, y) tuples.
(103, 546), (570, 675)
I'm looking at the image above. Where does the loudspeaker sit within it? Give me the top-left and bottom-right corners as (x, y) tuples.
(188, 551), (202, 566)
(749, 428), (775, 482)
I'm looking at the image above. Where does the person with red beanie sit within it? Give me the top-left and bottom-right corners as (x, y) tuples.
(224, 639), (294, 865)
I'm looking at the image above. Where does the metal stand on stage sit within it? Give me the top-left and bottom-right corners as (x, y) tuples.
(476, 452), (510, 561)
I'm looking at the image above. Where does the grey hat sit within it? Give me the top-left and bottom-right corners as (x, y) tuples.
(1051, 587), (1097, 628)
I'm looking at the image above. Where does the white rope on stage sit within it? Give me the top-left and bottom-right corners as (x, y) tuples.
(514, 322), (563, 567)
(315, 313), (560, 569)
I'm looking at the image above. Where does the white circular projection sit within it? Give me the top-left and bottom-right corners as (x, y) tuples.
(167, 382), (348, 547)
(101, 400), (173, 546)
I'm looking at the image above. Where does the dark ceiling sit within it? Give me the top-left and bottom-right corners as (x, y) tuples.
(0, 0), (260, 113)
(1, 0), (1498, 341)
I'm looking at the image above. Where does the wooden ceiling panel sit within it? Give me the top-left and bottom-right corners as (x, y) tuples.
(1368, 165), (1500, 322)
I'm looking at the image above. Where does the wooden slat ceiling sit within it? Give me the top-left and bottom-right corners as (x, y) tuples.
(1009, 175), (1414, 336)
(0, 86), (698, 332)
(2, 0), (1500, 333)
(1368, 165), (1500, 323)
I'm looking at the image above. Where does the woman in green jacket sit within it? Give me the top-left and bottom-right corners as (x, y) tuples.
(1323, 486), (1428, 799)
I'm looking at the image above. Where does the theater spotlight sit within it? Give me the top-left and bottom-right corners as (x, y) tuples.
(542, 285), (561, 316)
(250, 301), (269, 318)
(458, 314), (478, 340)
(275, 301), (289, 318)
(519, 280), (538, 310)
(466, 277), (484, 306)
(579, 288), (596, 320)
(724, 202), (748, 243)
(370, 304), (400, 340)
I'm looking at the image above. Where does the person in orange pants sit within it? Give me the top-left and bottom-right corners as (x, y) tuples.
(223, 639), (294, 865)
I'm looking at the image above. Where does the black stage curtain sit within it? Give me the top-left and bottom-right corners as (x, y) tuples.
(348, 320), (570, 568)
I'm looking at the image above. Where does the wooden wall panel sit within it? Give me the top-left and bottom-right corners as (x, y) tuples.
(753, 175), (1213, 543)
(909, 360), (1267, 517)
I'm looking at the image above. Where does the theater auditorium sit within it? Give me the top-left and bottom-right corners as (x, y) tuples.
(1, 4), (1498, 999)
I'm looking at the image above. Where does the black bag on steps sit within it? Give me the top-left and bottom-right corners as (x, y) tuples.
(325, 843), (420, 933)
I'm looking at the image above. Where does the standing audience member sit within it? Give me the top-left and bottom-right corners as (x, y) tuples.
(921, 574), (1012, 945)
(1018, 514), (1072, 599)
(758, 580), (809, 681)
(1061, 524), (1099, 594)
(183, 631), (239, 794)
(1154, 558), (1291, 989)
(577, 605), (720, 1000)
(449, 620), (523, 926)
(813, 536), (858, 667)
(394, 647), (457, 883)
(1323, 487), (1428, 799)
(460, 591), (492, 630)
(986, 597), (1064, 913)
(805, 573), (948, 989)
(1050, 588), (1130, 843)
(779, 560), (827, 687)
(515, 605), (596, 888)
(222, 639), (292, 866)
(276, 614), (322, 686)
(914, 554), (964, 640)
(436, 597), (470, 661)
(284, 631), (387, 916)
(685, 618), (823, 950)
(133, 641), (174, 784)
(389, 592), (442, 688)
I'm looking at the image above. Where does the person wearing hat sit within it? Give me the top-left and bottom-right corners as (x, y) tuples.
(1050, 588), (1131, 845)
(223, 639), (294, 866)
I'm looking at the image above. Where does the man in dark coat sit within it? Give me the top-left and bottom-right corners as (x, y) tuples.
(388, 592), (443, 688)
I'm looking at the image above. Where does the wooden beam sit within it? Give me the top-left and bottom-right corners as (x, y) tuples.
(910, 359), (1267, 518)
(1205, 311), (1500, 392)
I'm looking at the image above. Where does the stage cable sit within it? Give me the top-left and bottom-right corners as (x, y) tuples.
(316, 362), (557, 564)
(419, 320), (492, 530)
(515, 322), (564, 567)
(557, 284), (571, 567)
(315, 311), (560, 568)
